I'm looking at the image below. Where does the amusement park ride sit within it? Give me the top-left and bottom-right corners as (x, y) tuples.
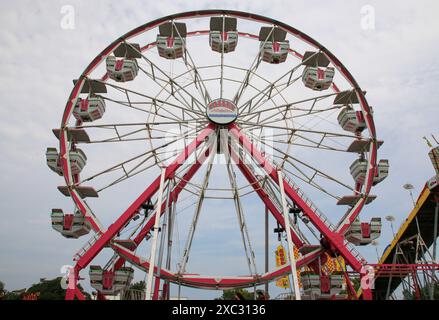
(45, 10), (438, 300)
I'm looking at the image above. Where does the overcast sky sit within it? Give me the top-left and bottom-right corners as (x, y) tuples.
(0, 1), (438, 299)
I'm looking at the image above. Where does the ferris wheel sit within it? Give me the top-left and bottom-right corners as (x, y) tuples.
(46, 10), (389, 300)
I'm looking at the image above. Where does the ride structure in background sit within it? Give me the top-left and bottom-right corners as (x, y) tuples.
(370, 136), (439, 300)
(46, 10), (390, 300)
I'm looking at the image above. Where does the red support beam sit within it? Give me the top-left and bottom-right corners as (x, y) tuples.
(230, 147), (305, 248)
(75, 124), (214, 271)
(229, 124), (365, 274)
(112, 242), (322, 288)
(112, 141), (213, 271)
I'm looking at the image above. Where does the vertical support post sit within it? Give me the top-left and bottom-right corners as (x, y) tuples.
(145, 167), (167, 300)
(265, 206), (269, 296)
(164, 184), (177, 300)
(343, 270), (357, 300)
(433, 201), (438, 262)
(385, 249), (398, 300)
(412, 270), (421, 300)
(277, 169), (301, 300)
(153, 181), (172, 300)
(430, 200), (438, 300)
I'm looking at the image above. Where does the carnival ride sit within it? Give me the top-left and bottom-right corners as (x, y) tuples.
(45, 10), (436, 300)
(369, 144), (439, 300)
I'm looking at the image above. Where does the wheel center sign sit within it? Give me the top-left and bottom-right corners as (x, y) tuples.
(206, 98), (238, 125)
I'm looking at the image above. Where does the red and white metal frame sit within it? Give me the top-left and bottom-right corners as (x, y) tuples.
(58, 10), (377, 299)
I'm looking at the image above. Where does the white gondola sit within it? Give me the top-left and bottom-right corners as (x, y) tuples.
(157, 36), (185, 59)
(345, 217), (381, 246)
(46, 147), (63, 176)
(337, 106), (367, 133)
(260, 41), (289, 64)
(209, 17), (238, 53)
(302, 66), (335, 91)
(51, 209), (91, 239)
(302, 273), (345, 299)
(259, 27), (289, 64)
(301, 51), (334, 91)
(157, 22), (186, 60)
(106, 56), (139, 82)
(374, 159), (390, 185)
(429, 146), (439, 175)
(46, 147), (87, 176)
(210, 31), (238, 53)
(89, 266), (134, 295)
(350, 158), (389, 186)
(330, 274), (344, 295)
(301, 273), (321, 296)
(73, 96), (106, 122)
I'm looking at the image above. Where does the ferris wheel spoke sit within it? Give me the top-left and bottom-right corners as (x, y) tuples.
(219, 21), (225, 98)
(237, 51), (320, 116)
(126, 42), (207, 113)
(239, 108), (355, 155)
(101, 95), (175, 120)
(136, 63), (204, 116)
(78, 152), (153, 186)
(252, 105), (343, 135)
(103, 81), (205, 120)
(228, 140), (310, 248)
(82, 122), (203, 145)
(250, 99), (337, 129)
(96, 144), (189, 193)
(239, 91), (338, 121)
(177, 133), (217, 275)
(103, 94), (192, 124)
(136, 63), (206, 120)
(242, 128), (355, 195)
(221, 131), (258, 276)
(275, 157), (350, 200)
(172, 20), (212, 105)
(242, 74), (302, 117)
(78, 120), (204, 130)
(80, 127), (199, 189)
(239, 74), (302, 118)
(126, 141), (214, 261)
(237, 121), (357, 140)
(248, 131), (351, 154)
(232, 26), (277, 105)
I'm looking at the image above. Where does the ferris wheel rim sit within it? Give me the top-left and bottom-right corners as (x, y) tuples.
(55, 9), (380, 292)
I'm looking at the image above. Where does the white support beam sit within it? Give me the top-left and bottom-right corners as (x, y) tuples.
(277, 168), (301, 300)
(145, 167), (167, 300)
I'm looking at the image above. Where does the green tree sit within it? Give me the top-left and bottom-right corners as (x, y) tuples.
(0, 281), (24, 300)
(2, 277), (91, 300)
(3, 292), (22, 300)
(129, 281), (146, 291)
(216, 288), (254, 300)
(403, 283), (439, 300)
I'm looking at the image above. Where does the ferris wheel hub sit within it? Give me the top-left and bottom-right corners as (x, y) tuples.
(206, 98), (238, 125)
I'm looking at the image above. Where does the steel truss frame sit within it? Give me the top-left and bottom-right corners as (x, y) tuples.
(65, 123), (372, 300)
